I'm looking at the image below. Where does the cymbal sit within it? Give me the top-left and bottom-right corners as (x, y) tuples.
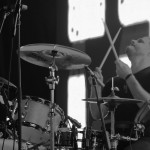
(82, 96), (143, 104)
(0, 77), (17, 89)
(20, 44), (91, 70)
(0, 77), (17, 100)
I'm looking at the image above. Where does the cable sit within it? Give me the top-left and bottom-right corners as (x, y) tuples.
(6, 20), (16, 150)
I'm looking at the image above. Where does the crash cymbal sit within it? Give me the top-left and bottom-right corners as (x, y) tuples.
(82, 95), (143, 104)
(20, 44), (91, 70)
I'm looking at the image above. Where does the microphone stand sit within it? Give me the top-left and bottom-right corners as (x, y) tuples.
(12, 0), (23, 149)
(91, 76), (111, 150)
(0, 11), (10, 34)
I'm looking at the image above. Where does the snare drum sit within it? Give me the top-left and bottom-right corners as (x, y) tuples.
(82, 128), (103, 150)
(56, 127), (81, 149)
(14, 95), (65, 144)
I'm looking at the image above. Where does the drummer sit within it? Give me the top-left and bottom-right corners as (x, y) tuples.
(89, 36), (150, 150)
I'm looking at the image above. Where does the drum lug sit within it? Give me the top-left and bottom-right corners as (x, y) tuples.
(48, 110), (55, 118)
(24, 101), (29, 110)
(22, 112), (27, 119)
(46, 120), (51, 130)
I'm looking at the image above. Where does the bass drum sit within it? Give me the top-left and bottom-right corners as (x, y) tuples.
(0, 139), (27, 150)
(124, 137), (150, 150)
(13, 95), (65, 144)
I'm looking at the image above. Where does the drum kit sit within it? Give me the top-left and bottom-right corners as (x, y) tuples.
(0, 1), (148, 149)
(0, 42), (145, 150)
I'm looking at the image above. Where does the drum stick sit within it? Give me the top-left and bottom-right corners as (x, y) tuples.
(99, 27), (122, 70)
(102, 19), (119, 61)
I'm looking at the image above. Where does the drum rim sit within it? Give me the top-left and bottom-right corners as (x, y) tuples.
(22, 121), (50, 133)
(22, 95), (65, 120)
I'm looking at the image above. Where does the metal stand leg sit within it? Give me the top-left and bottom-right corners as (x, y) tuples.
(109, 104), (118, 150)
(91, 77), (111, 150)
(45, 52), (59, 150)
(109, 77), (118, 150)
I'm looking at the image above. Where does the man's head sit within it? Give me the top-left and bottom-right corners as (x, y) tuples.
(125, 36), (150, 59)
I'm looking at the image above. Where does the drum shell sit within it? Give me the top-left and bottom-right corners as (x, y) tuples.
(55, 128), (84, 149)
(0, 139), (27, 150)
(55, 130), (74, 148)
(14, 96), (65, 144)
(82, 128), (104, 150)
(21, 98), (63, 131)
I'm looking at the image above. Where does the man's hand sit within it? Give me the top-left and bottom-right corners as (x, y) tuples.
(115, 60), (132, 79)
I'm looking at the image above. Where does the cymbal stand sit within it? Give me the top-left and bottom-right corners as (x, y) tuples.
(108, 77), (118, 150)
(108, 100), (118, 150)
(45, 51), (59, 150)
(91, 76), (111, 150)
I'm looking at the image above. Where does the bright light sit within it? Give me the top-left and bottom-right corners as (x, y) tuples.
(68, 0), (105, 42)
(119, 54), (131, 68)
(118, 0), (150, 26)
(67, 74), (86, 128)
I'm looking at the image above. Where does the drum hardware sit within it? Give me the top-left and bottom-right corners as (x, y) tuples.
(134, 123), (145, 138)
(0, 87), (17, 141)
(67, 115), (82, 129)
(85, 66), (105, 88)
(20, 43), (92, 149)
(82, 97), (143, 105)
(55, 125), (78, 149)
(71, 125), (78, 149)
(83, 79), (143, 150)
(83, 70), (111, 150)
(111, 134), (138, 142)
(82, 127), (105, 150)
(44, 51), (59, 150)
(82, 127), (92, 149)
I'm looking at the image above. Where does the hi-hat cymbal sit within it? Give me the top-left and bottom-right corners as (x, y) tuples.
(20, 44), (91, 70)
(82, 96), (143, 104)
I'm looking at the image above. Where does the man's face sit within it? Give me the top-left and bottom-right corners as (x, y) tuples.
(125, 36), (150, 58)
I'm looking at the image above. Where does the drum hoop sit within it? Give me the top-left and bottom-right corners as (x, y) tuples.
(22, 95), (65, 120)
(22, 121), (49, 133)
(23, 95), (45, 104)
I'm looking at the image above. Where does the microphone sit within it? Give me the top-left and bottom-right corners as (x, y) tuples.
(85, 66), (105, 87)
(67, 116), (82, 128)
